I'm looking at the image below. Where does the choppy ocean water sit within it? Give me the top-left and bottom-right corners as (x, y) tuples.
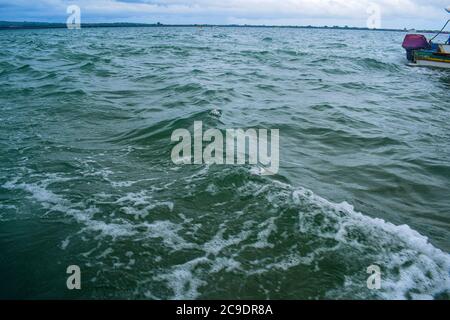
(0, 27), (449, 300)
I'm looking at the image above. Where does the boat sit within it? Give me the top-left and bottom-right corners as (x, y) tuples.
(402, 7), (450, 69)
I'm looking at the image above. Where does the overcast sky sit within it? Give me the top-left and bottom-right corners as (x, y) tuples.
(0, 0), (449, 29)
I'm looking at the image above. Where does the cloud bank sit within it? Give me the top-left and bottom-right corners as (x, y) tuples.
(0, 0), (449, 29)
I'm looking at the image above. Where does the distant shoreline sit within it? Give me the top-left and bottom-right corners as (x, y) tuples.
(0, 21), (448, 34)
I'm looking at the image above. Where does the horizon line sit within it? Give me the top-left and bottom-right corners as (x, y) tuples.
(0, 21), (447, 33)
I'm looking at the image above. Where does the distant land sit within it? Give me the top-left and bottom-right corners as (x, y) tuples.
(0, 21), (448, 34)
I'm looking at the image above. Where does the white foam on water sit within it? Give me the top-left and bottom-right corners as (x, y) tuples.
(116, 191), (155, 218)
(289, 184), (450, 300)
(251, 217), (277, 249)
(111, 181), (135, 188)
(60, 237), (70, 250)
(3, 175), (184, 254)
(115, 190), (175, 219)
(210, 257), (241, 273)
(203, 225), (252, 256)
(264, 253), (315, 271)
(154, 253), (243, 299)
(230, 177), (449, 299)
(111, 178), (158, 188)
(4, 167), (449, 300)
(3, 177), (138, 239)
(154, 256), (209, 300)
(150, 222), (255, 299)
(97, 247), (114, 259)
(117, 191), (152, 207)
(140, 220), (196, 251)
(206, 183), (219, 194)
(81, 219), (137, 239)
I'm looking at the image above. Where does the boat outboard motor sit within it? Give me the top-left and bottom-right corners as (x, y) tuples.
(402, 34), (430, 61)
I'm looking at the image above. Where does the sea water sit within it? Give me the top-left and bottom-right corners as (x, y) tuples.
(0, 27), (449, 299)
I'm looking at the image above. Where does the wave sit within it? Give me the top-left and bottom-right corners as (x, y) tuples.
(3, 166), (449, 300)
(1, 27), (449, 300)
(354, 57), (401, 72)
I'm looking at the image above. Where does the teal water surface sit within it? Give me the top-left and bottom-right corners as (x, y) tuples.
(0, 27), (449, 299)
